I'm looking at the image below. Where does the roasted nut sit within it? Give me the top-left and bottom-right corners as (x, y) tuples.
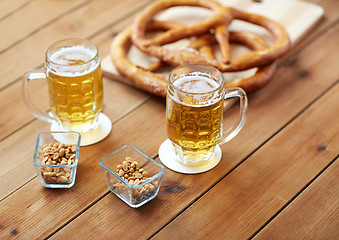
(118, 169), (124, 177)
(134, 161), (140, 170)
(39, 141), (77, 185)
(125, 157), (134, 162)
(59, 148), (65, 158)
(43, 172), (55, 177)
(142, 171), (149, 178)
(57, 175), (69, 183)
(134, 179), (141, 185)
(129, 180), (135, 185)
(71, 145), (77, 152)
(113, 156), (158, 205)
(134, 172), (143, 179)
(122, 161), (129, 171)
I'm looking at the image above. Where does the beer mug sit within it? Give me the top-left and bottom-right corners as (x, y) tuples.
(166, 64), (248, 166)
(23, 38), (104, 133)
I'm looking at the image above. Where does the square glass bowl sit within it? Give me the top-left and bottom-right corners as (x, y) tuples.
(100, 145), (165, 208)
(33, 131), (81, 188)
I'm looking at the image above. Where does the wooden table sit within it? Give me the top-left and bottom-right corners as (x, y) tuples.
(0, 0), (338, 239)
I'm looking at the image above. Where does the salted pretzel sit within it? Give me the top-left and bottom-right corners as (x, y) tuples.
(111, 21), (277, 96)
(131, 0), (291, 71)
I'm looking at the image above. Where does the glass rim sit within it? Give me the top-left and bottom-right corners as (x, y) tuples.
(168, 64), (225, 95)
(46, 38), (99, 67)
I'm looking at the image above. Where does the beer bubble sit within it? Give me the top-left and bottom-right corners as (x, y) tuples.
(49, 45), (99, 77)
(173, 76), (222, 106)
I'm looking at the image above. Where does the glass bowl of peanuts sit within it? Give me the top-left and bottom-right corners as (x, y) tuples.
(99, 145), (165, 208)
(33, 131), (81, 188)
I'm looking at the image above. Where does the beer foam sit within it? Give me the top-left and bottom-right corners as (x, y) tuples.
(172, 75), (222, 106)
(49, 45), (99, 76)
(174, 76), (219, 93)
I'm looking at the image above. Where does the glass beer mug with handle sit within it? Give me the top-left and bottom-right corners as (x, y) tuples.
(23, 38), (111, 146)
(166, 64), (248, 166)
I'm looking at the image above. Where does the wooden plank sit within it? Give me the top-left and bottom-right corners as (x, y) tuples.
(254, 159), (339, 240)
(0, 0), (152, 141)
(0, 0), (151, 90)
(0, 0), (31, 20)
(41, 25), (339, 239)
(151, 84), (339, 239)
(0, 1), (337, 239)
(0, 0), (86, 52)
(0, 120), (48, 201)
(295, 0), (339, 48)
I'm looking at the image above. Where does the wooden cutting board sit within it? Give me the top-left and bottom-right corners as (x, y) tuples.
(102, 0), (324, 88)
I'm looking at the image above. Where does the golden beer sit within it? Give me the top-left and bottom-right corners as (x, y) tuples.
(47, 45), (103, 132)
(167, 76), (224, 162)
(163, 64), (247, 170)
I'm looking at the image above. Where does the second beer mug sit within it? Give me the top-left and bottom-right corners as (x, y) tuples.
(160, 64), (248, 173)
(23, 38), (112, 146)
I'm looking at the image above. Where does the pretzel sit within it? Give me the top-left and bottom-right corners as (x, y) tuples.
(111, 21), (276, 96)
(225, 32), (277, 92)
(111, 26), (168, 97)
(132, 0), (231, 47)
(189, 31), (277, 92)
(131, 0), (291, 71)
(111, 21), (185, 97)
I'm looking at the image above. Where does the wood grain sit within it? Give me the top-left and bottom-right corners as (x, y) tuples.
(0, 0), (152, 141)
(152, 82), (339, 240)
(0, 1), (153, 197)
(47, 22), (338, 240)
(0, 0), (30, 20)
(0, 0), (337, 239)
(0, 0), (86, 52)
(0, 0), (151, 89)
(0, 78), (150, 201)
(295, 0), (339, 48)
(254, 158), (339, 240)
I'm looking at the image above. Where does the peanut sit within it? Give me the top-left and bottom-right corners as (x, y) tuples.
(122, 161), (129, 171)
(39, 141), (77, 185)
(59, 148), (65, 158)
(112, 156), (158, 205)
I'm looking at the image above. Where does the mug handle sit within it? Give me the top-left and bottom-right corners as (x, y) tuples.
(22, 69), (56, 123)
(219, 87), (248, 145)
